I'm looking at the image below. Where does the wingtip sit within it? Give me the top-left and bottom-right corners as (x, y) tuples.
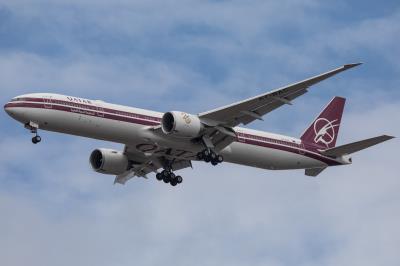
(383, 135), (396, 140)
(343, 62), (363, 69)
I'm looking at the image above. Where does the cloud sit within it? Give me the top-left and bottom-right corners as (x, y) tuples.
(0, 1), (399, 266)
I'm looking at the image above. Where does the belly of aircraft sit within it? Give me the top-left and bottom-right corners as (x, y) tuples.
(221, 141), (326, 170)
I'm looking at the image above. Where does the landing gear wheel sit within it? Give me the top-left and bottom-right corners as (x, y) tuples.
(170, 179), (178, 186)
(156, 173), (163, 181)
(168, 172), (177, 186)
(32, 135), (41, 144)
(161, 170), (170, 183)
(169, 172), (176, 179)
(163, 175), (170, 183)
(158, 167), (182, 187)
(199, 149), (223, 165)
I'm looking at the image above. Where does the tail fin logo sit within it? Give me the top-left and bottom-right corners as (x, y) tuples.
(313, 118), (340, 147)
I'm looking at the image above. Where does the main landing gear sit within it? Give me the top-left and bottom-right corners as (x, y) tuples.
(25, 122), (41, 144)
(197, 149), (223, 166)
(156, 169), (183, 187)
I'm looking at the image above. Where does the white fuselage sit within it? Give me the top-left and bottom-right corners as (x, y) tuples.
(4, 93), (342, 171)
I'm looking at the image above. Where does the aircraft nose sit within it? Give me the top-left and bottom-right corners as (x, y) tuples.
(4, 102), (25, 121)
(4, 102), (12, 116)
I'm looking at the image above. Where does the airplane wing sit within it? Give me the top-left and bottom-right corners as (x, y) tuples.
(114, 145), (192, 185)
(199, 63), (362, 127)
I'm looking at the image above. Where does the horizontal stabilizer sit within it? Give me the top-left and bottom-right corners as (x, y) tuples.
(305, 167), (327, 177)
(320, 135), (394, 157)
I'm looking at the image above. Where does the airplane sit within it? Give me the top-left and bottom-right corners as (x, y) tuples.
(4, 63), (394, 186)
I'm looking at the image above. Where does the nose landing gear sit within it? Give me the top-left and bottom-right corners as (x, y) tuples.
(25, 121), (41, 144)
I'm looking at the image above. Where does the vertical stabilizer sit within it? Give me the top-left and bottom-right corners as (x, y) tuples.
(301, 97), (346, 148)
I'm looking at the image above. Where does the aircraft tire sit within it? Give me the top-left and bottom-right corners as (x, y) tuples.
(156, 173), (163, 181)
(32, 136), (41, 144)
(210, 152), (217, 160)
(162, 170), (170, 183)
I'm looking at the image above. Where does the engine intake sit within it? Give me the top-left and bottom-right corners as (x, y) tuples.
(89, 148), (129, 175)
(161, 111), (203, 138)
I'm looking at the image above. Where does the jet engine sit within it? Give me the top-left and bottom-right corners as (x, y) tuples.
(161, 111), (204, 138)
(89, 148), (129, 175)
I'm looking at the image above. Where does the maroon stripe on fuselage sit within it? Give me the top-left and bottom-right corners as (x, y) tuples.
(238, 137), (340, 166)
(6, 100), (341, 166)
(15, 97), (162, 123)
(6, 102), (159, 126)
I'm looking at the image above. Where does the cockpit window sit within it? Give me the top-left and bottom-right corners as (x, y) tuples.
(11, 98), (20, 102)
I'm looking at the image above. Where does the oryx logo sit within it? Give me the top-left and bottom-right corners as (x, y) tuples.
(181, 112), (191, 124)
(313, 118), (340, 147)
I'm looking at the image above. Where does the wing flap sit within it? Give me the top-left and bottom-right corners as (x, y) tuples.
(240, 89), (308, 125)
(114, 160), (157, 185)
(114, 144), (194, 185)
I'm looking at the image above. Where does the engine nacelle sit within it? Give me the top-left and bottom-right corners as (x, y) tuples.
(89, 148), (129, 175)
(161, 111), (204, 138)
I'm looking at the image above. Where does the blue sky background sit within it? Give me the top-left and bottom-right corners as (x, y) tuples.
(0, 1), (399, 266)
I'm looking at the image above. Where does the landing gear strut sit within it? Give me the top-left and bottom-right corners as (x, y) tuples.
(197, 149), (223, 166)
(25, 122), (41, 144)
(156, 169), (183, 187)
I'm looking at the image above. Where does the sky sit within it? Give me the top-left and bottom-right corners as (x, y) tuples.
(0, 1), (399, 265)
